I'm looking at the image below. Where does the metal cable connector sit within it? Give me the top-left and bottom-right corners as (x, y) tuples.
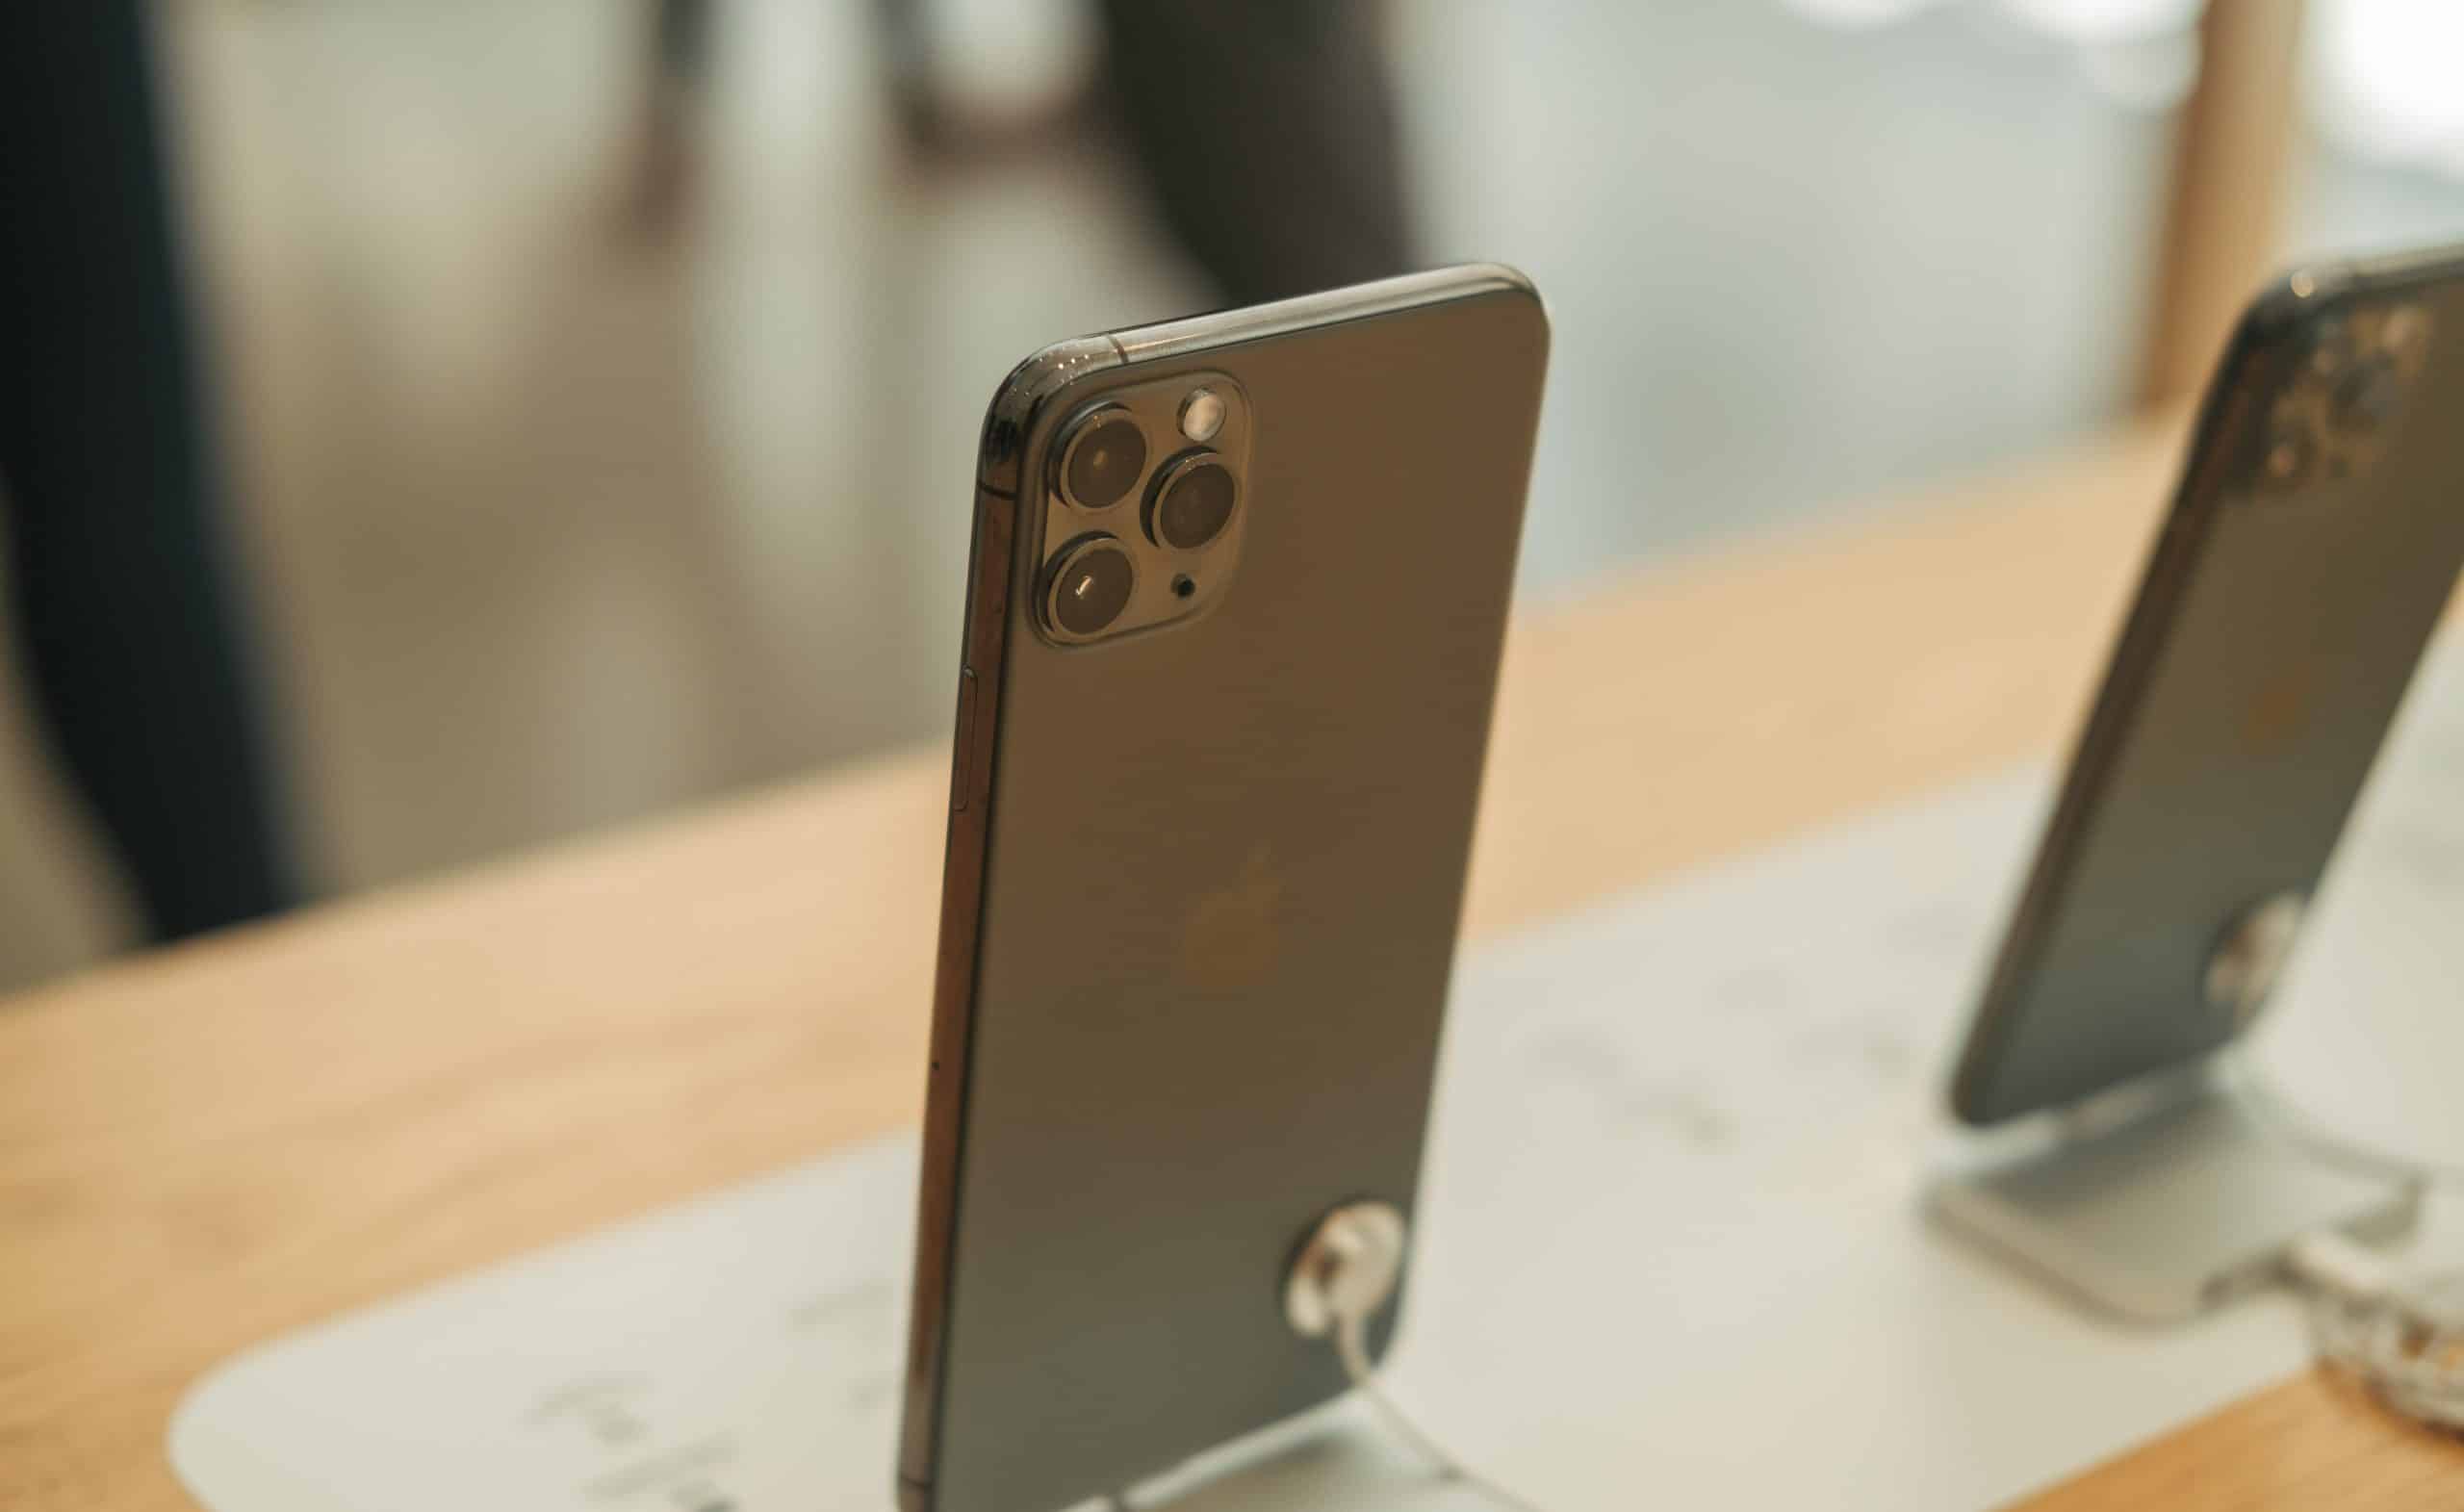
(2285, 1216), (2464, 1431)
(1284, 1202), (1548, 1512)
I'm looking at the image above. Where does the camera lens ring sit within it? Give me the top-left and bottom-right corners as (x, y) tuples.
(2330, 352), (2405, 438)
(1056, 406), (1148, 512)
(1042, 533), (1138, 641)
(1144, 449), (1240, 552)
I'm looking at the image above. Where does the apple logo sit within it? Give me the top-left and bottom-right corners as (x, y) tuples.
(1179, 844), (1283, 992)
(2241, 653), (2322, 756)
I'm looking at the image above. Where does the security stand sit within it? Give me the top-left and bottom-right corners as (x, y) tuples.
(1094, 1201), (1533, 1512)
(1927, 1064), (2421, 1324)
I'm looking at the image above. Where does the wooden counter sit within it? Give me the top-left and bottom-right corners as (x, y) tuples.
(5, 417), (2453, 1509)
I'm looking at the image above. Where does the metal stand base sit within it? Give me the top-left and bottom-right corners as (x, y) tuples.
(1928, 1072), (2421, 1324)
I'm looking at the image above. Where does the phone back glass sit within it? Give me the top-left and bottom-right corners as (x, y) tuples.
(1953, 247), (2464, 1123)
(915, 275), (1549, 1511)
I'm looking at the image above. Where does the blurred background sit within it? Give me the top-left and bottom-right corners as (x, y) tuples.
(3, 0), (2462, 993)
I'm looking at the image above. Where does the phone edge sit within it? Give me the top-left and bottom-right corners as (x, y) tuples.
(897, 333), (1117, 1510)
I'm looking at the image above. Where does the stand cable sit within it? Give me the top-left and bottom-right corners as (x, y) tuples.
(1285, 1201), (1551, 1510)
(2283, 1230), (2464, 1433)
(2234, 1057), (2464, 1433)
(1329, 1313), (1546, 1512)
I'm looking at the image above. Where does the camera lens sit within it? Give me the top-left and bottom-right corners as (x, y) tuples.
(1146, 453), (1239, 551)
(2262, 428), (2312, 490)
(1045, 536), (1136, 638)
(2331, 354), (2404, 436)
(1059, 409), (1146, 511)
(2305, 318), (2356, 379)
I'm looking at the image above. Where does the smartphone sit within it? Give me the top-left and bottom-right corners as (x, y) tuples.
(896, 267), (1549, 1512)
(1950, 243), (2464, 1126)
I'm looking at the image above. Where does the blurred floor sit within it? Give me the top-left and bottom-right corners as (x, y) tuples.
(1, 0), (2459, 992)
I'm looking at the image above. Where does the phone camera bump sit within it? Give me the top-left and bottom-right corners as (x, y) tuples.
(2258, 299), (2435, 497)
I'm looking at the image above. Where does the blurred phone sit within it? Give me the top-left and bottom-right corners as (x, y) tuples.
(1951, 243), (2464, 1125)
(898, 268), (1549, 1512)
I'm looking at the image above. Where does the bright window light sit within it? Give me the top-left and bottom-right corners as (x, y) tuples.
(1999, 0), (2203, 43)
(1779, 0), (1952, 30)
(2310, 0), (2464, 173)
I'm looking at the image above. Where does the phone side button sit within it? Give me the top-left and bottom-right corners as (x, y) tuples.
(949, 667), (979, 811)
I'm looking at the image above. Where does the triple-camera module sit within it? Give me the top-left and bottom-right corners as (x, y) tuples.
(2256, 299), (2434, 497)
(1037, 376), (1251, 645)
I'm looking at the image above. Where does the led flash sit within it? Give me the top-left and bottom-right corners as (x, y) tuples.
(1180, 388), (1226, 443)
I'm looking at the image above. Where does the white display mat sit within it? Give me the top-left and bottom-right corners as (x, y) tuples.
(171, 652), (2464, 1512)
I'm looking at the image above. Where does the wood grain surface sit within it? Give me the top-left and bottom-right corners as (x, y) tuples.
(2010, 1371), (2464, 1511)
(6, 416), (2454, 1509)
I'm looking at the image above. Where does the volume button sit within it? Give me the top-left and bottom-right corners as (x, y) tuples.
(950, 667), (979, 811)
